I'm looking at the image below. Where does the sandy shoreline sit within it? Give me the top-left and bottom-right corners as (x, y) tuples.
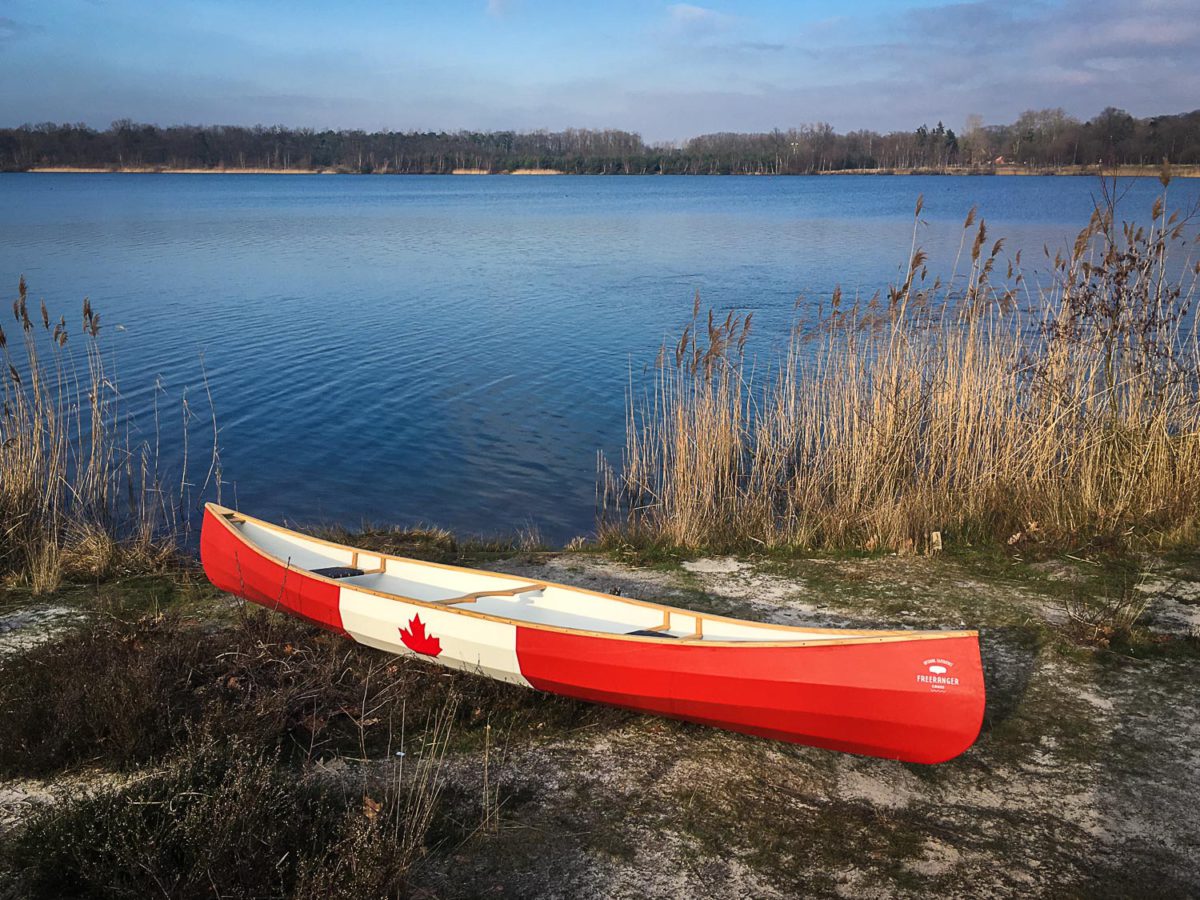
(27, 166), (329, 175)
(449, 168), (561, 175)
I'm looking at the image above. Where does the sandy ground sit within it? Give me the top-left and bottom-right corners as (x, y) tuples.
(413, 551), (1200, 898)
(0, 605), (84, 659)
(2, 551), (1197, 896)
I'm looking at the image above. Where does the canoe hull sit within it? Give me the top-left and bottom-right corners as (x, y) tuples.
(201, 507), (984, 764)
(516, 627), (983, 763)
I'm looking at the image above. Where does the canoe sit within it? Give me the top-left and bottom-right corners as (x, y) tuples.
(200, 503), (985, 763)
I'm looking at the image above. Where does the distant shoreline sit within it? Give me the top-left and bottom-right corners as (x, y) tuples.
(16, 164), (1200, 178)
(23, 166), (568, 176)
(26, 166), (329, 175)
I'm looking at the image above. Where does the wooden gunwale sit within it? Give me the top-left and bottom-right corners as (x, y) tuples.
(206, 503), (977, 648)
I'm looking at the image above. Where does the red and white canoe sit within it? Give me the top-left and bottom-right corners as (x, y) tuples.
(200, 504), (985, 764)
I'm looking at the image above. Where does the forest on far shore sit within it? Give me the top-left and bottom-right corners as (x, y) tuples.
(3, 107), (1198, 175)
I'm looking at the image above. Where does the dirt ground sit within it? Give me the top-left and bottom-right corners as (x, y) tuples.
(2, 548), (1198, 897)
(423, 550), (1200, 898)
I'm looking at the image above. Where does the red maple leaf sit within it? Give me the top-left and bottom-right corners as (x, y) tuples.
(399, 614), (442, 657)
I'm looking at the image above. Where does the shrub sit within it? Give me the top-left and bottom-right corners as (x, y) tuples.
(2, 726), (453, 899)
(0, 608), (616, 778)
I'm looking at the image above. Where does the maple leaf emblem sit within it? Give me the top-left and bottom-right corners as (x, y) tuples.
(399, 614), (442, 657)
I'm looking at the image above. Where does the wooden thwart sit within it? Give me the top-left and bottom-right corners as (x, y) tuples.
(431, 583), (547, 606)
(645, 610), (673, 633)
(349, 552), (385, 575)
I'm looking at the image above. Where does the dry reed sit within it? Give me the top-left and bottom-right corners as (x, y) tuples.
(0, 280), (184, 591)
(600, 178), (1200, 553)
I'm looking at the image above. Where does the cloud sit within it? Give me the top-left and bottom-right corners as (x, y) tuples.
(3, 0), (1197, 143)
(665, 4), (736, 36)
(0, 17), (30, 44)
(767, 0), (1200, 131)
(734, 41), (785, 52)
(594, 0), (1200, 140)
(1042, 12), (1200, 58)
(658, 2), (772, 59)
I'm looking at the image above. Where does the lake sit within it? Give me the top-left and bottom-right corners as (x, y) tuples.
(2, 173), (1197, 543)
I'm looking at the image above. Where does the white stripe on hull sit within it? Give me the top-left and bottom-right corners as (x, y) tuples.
(339, 587), (532, 687)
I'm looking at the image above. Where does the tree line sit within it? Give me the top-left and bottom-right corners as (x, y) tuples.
(2, 107), (1198, 174)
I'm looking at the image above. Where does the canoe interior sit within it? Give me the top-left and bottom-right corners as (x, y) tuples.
(228, 512), (960, 645)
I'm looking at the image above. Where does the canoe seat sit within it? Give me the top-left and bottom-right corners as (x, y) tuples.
(311, 566), (364, 579)
(627, 629), (678, 639)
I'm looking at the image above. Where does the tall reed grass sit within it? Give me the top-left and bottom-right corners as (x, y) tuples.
(600, 178), (1200, 553)
(0, 280), (194, 591)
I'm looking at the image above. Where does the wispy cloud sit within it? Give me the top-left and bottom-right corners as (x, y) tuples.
(0, 17), (31, 44)
(733, 40), (785, 52)
(1, 0), (1196, 143)
(665, 4), (736, 36)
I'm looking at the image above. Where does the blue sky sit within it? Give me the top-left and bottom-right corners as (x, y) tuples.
(1, 1), (1196, 142)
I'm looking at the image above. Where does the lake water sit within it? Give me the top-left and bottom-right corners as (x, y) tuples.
(2, 173), (1197, 543)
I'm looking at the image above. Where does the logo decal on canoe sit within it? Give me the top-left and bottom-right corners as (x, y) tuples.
(400, 614), (442, 657)
(917, 657), (959, 692)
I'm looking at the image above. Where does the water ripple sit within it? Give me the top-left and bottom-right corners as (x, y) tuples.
(2, 173), (1196, 541)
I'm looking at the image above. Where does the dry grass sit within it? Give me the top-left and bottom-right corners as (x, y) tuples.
(2, 718), (456, 899)
(306, 520), (547, 564)
(601, 178), (1200, 553)
(0, 606), (611, 896)
(0, 605), (612, 778)
(0, 281), (190, 592)
(1063, 576), (1152, 648)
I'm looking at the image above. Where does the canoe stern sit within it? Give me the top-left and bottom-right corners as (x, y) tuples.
(200, 506), (348, 636)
